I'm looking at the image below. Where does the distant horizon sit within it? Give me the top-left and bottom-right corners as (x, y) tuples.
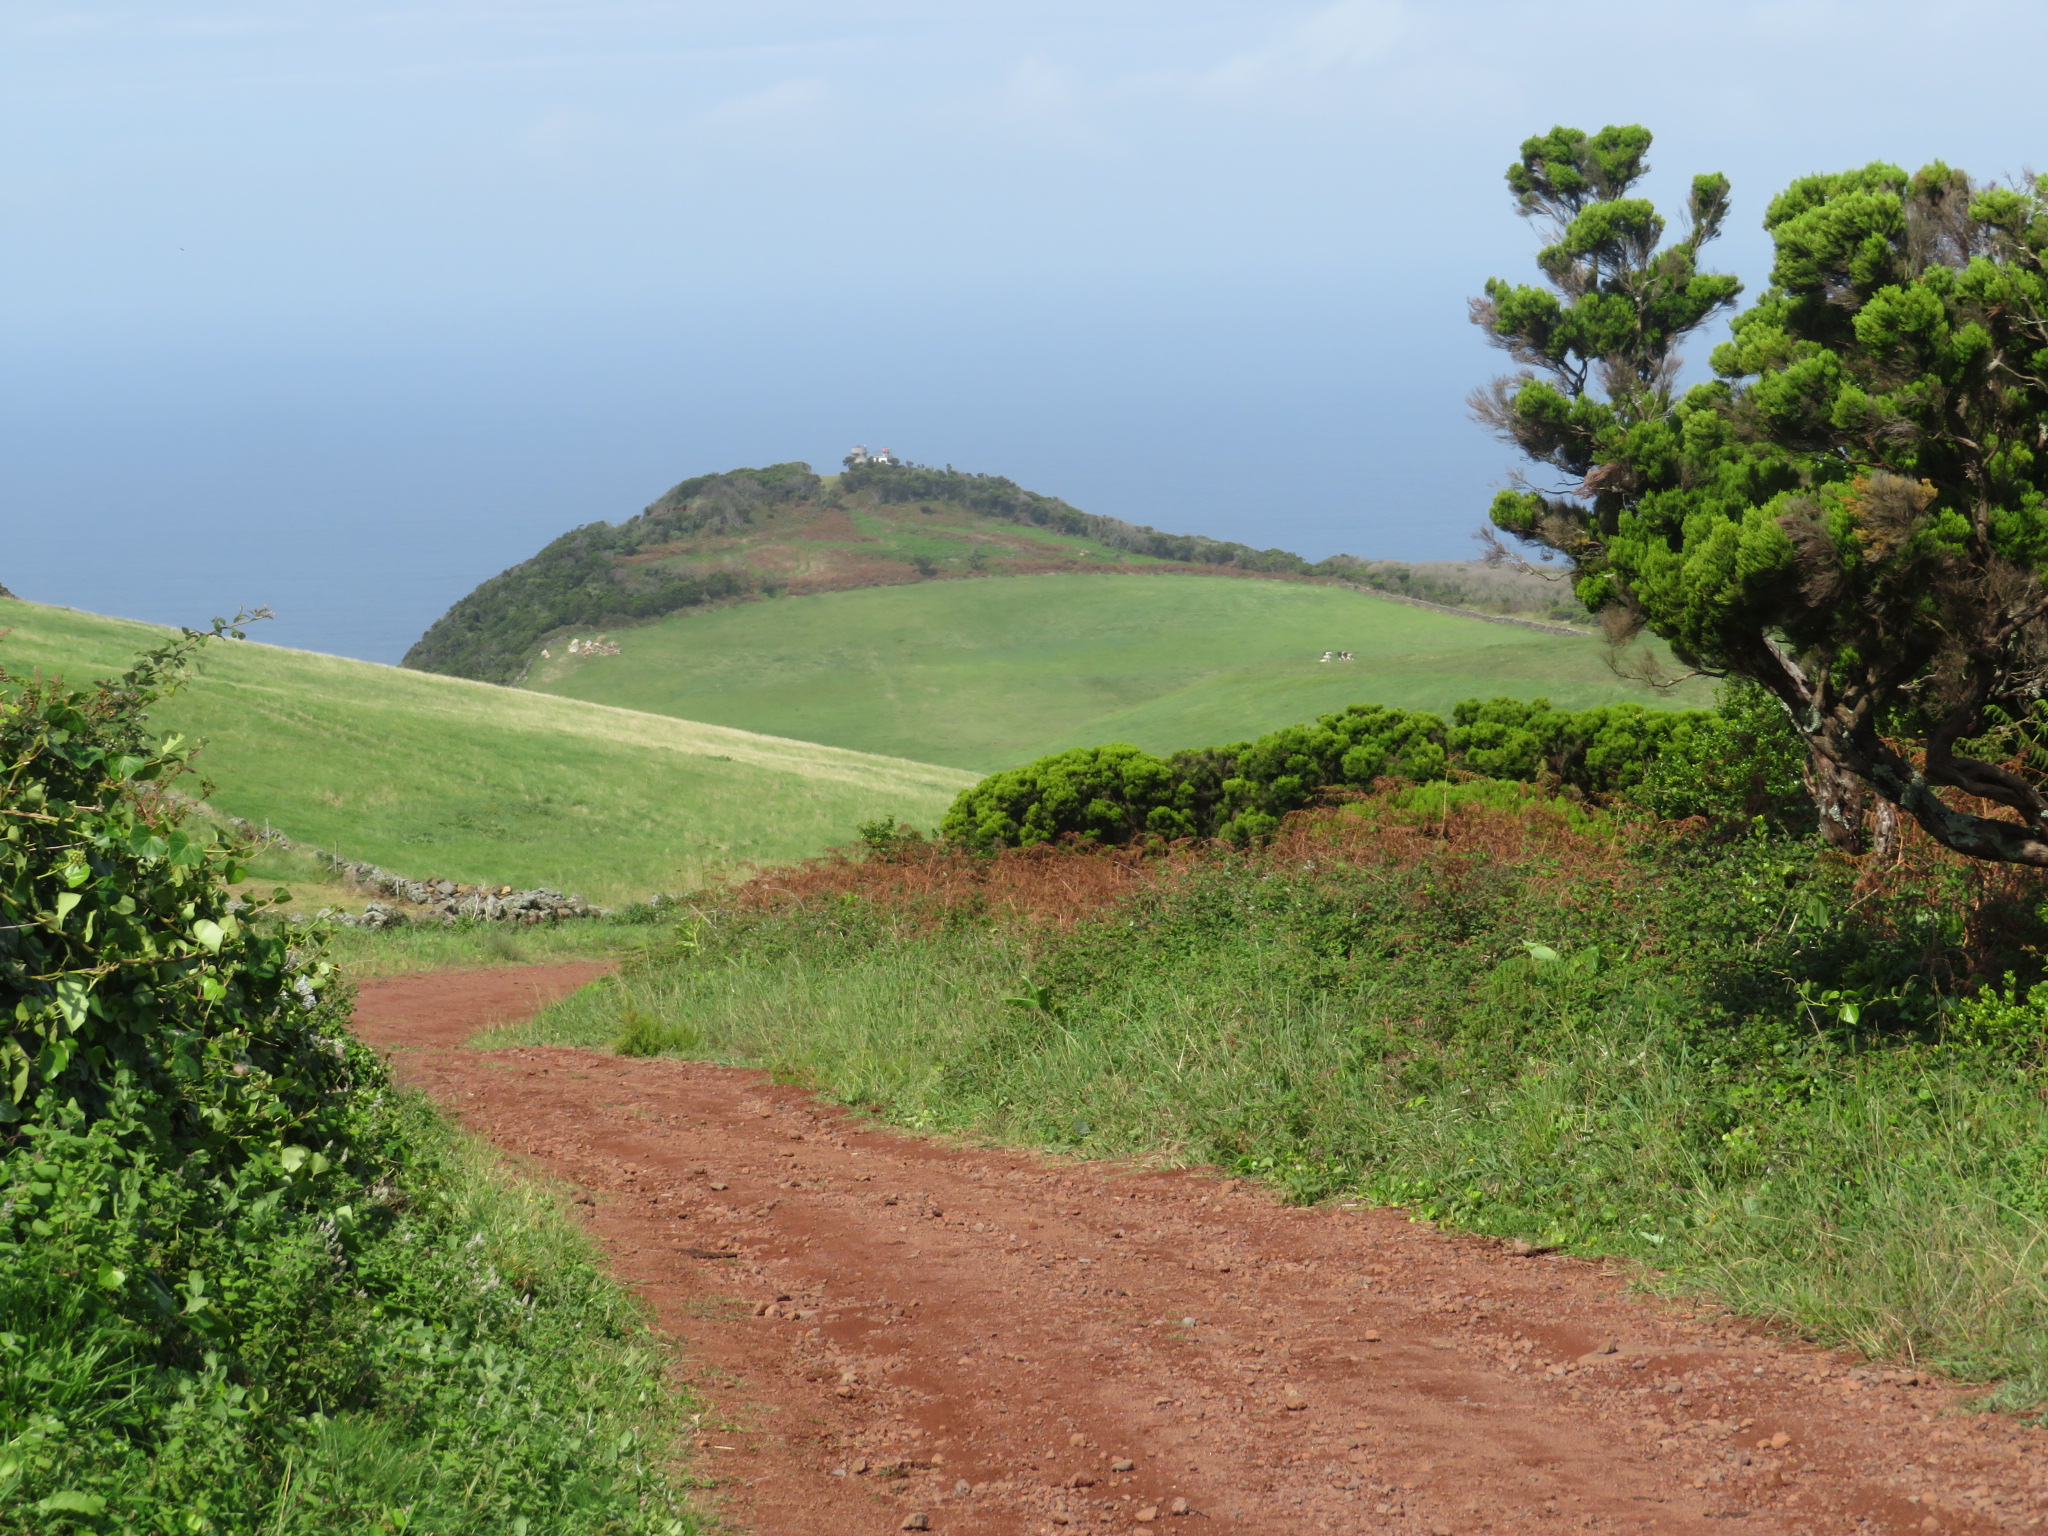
(5, 1), (2040, 663)
(4, 460), (1538, 671)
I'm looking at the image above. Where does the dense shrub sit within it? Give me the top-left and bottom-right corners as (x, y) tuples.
(1, 620), (353, 1160)
(1629, 680), (1816, 834)
(941, 744), (1186, 851)
(1, 627), (696, 1532)
(941, 688), (1808, 851)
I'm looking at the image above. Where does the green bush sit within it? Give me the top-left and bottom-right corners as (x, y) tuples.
(1627, 680), (1815, 834)
(942, 690), (1803, 851)
(940, 743), (1187, 850)
(1, 626), (698, 1532)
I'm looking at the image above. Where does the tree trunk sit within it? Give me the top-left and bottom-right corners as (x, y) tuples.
(1804, 749), (1870, 853)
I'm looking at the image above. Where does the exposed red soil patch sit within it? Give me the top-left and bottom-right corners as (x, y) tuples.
(743, 797), (1629, 928)
(355, 964), (2048, 1536)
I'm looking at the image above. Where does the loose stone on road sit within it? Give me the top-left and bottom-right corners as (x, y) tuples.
(353, 964), (2048, 1535)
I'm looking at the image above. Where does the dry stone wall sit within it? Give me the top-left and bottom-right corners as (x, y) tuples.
(217, 816), (607, 928)
(319, 860), (602, 929)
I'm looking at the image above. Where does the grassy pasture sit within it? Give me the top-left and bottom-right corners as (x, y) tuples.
(2, 601), (973, 903)
(525, 572), (1712, 771)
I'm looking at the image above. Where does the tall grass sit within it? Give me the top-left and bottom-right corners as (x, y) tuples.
(502, 786), (2048, 1402)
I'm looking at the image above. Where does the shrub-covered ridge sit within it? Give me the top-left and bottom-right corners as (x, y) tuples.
(407, 455), (1596, 685)
(402, 463), (819, 683)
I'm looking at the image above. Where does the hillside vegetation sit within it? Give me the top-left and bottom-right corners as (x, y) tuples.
(524, 572), (1709, 772)
(403, 459), (1588, 685)
(2, 602), (972, 902)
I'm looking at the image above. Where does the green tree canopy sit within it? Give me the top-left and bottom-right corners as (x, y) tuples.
(1478, 126), (2048, 864)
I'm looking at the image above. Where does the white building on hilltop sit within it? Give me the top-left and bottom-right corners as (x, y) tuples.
(847, 444), (897, 466)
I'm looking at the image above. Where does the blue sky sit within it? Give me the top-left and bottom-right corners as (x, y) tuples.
(5, 0), (2043, 661)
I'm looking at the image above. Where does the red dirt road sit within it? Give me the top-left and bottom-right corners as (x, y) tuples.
(355, 964), (2048, 1536)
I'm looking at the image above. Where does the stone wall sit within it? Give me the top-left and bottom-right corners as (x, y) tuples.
(319, 860), (602, 929)
(218, 816), (607, 928)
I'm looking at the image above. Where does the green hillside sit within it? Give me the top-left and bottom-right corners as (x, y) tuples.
(1, 601), (974, 902)
(524, 572), (1712, 772)
(402, 458), (1590, 685)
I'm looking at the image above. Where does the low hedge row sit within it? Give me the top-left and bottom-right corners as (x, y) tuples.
(942, 689), (1809, 850)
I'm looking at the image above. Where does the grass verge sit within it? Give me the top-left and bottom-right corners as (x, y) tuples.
(499, 783), (2048, 1405)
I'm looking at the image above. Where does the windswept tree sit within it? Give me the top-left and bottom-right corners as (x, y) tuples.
(1476, 125), (2048, 862)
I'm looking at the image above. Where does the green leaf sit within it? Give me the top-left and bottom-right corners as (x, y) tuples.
(192, 918), (226, 953)
(52, 890), (81, 924)
(279, 1145), (311, 1174)
(35, 1492), (107, 1516)
(54, 976), (91, 1032)
(96, 1264), (127, 1291)
(1522, 942), (1562, 963)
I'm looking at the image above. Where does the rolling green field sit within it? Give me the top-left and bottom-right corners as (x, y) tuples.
(2, 601), (973, 902)
(525, 572), (1713, 771)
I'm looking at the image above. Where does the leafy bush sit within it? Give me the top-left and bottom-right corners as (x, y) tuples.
(941, 744), (1187, 851)
(1, 620), (352, 1159)
(1628, 680), (1814, 834)
(1, 626), (697, 1532)
(941, 691), (1805, 851)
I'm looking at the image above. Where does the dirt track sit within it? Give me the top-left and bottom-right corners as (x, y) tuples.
(355, 964), (2048, 1536)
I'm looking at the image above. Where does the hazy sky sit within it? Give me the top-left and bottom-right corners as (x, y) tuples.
(5, 1), (2043, 660)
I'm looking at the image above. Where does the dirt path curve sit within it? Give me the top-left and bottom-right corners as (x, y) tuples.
(356, 964), (2048, 1536)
